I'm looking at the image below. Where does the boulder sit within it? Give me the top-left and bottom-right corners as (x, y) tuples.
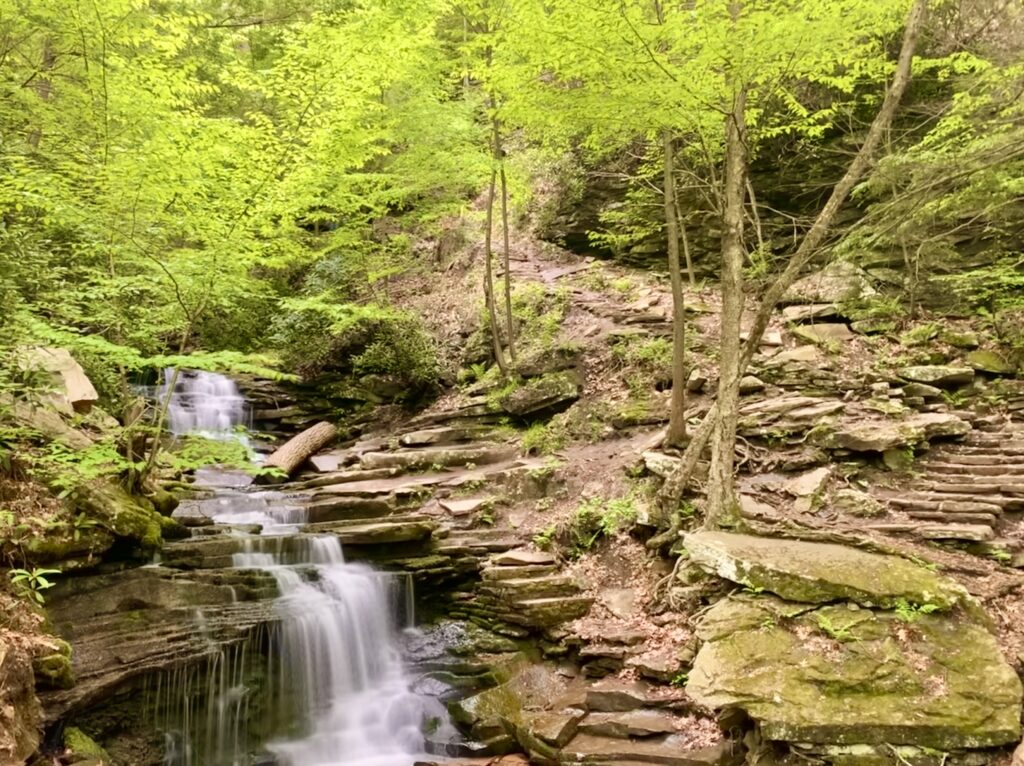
(792, 323), (854, 345)
(783, 467), (830, 497)
(688, 597), (1022, 750)
(782, 262), (877, 305)
(965, 349), (1016, 375)
(20, 346), (99, 414)
(832, 489), (885, 517)
(683, 531), (967, 609)
(499, 371), (582, 417)
(782, 304), (838, 322)
(514, 344), (582, 378)
(738, 375), (765, 395)
(898, 366), (974, 388)
(939, 329), (980, 349)
(817, 413), (970, 453)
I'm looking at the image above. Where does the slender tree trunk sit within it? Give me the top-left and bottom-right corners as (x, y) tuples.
(484, 156), (507, 377)
(705, 85), (748, 529)
(663, 131), (688, 447)
(655, 0), (929, 517)
(674, 197), (696, 287)
(498, 126), (516, 364)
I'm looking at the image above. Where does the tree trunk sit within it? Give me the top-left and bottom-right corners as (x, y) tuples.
(498, 133), (516, 364)
(663, 131), (688, 448)
(483, 150), (507, 377)
(655, 0), (929, 517)
(257, 421), (339, 484)
(705, 84), (748, 529)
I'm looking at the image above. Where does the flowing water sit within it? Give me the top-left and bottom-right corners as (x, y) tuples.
(160, 369), (250, 438)
(158, 371), (447, 766)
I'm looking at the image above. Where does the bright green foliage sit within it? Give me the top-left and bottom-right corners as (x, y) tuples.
(8, 567), (61, 605)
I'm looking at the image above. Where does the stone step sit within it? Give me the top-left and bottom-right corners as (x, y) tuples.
(560, 734), (728, 766)
(302, 517), (437, 545)
(914, 478), (1024, 494)
(927, 454), (1024, 466)
(902, 490), (1024, 511)
(887, 497), (1003, 514)
(491, 550), (556, 567)
(435, 538), (520, 554)
(926, 463), (1024, 476)
(904, 511), (999, 527)
(867, 522), (994, 542)
(577, 711), (682, 739)
(479, 575), (579, 600)
(304, 495), (398, 523)
(919, 523), (995, 541)
(292, 467), (400, 490)
(944, 444), (1024, 456)
(503, 596), (594, 628)
(480, 563), (558, 581)
(360, 445), (516, 471)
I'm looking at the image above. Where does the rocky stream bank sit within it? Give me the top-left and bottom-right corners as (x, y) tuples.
(4, 234), (1024, 766)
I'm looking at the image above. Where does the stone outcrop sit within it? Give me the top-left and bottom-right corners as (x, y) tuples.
(19, 346), (100, 415)
(781, 261), (877, 305)
(683, 532), (967, 609)
(688, 596), (1022, 750)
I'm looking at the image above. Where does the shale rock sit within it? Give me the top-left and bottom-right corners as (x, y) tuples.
(688, 597), (1022, 750)
(683, 532), (967, 609)
(498, 371), (582, 417)
(781, 262), (877, 305)
(897, 365), (974, 387)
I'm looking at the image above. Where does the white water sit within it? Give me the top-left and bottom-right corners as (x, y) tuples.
(164, 371), (444, 766)
(161, 369), (249, 438)
(233, 537), (438, 766)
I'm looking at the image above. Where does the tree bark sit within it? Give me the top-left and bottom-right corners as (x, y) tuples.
(705, 84), (748, 529)
(663, 131), (688, 448)
(258, 421), (338, 484)
(655, 0), (930, 517)
(483, 144), (507, 377)
(498, 131), (516, 364)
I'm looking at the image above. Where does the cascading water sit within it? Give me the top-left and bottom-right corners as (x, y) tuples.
(159, 369), (249, 438)
(157, 371), (448, 766)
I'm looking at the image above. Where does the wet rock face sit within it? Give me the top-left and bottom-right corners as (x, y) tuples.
(687, 596), (1022, 750)
(683, 532), (968, 609)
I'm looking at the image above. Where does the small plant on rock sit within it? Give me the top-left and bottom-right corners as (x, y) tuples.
(8, 567), (60, 605)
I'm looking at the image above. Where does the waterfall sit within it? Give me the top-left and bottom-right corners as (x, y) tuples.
(160, 369), (249, 437)
(154, 373), (445, 766)
(236, 538), (435, 766)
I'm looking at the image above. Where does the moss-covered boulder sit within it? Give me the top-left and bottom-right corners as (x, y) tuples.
(683, 532), (967, 609)
(897, 365), (974, 388)
(498, 371), (582, 418)
(63, 726), (111, 764)
(32, 637), (74, 690)
(965, 349), (1016, 375)
(72, 480), (182, 554)
(687, 596), (1022, 750)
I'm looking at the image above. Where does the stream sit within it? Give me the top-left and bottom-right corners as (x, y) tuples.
(159, 371), (451, 766)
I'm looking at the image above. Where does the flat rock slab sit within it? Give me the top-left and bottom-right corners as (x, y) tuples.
(493, 550), (556, 567)
(898, 365), (975, 387)
(560, 734), (730, 766)
(585, 679), (688, 712)
(819, 412), (970, 453)
(688, 597), (1022, 750)
(440, 497), (492, 516)
(579, 710), (680, 738)
(683, 532), (967, 609)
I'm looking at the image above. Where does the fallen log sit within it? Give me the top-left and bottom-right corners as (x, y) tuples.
(257, 421), (338, 484)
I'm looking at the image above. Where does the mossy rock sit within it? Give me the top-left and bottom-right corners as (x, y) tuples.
(32, 637), (74, 690)
(64, 726), (111, 764)
(965, 349), (1016, 375)
(72, 480), (173, 554)
(498, 371), (582, 417)
(687, 597), (1022, 750)
(683, 531), (967, 609)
